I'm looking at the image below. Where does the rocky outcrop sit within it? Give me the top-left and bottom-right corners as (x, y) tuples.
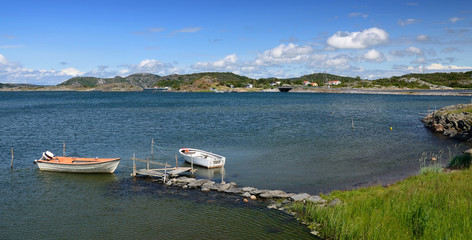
(422, 104), (472, 141)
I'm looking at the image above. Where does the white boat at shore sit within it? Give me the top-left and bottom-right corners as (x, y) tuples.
(34, 151), (120, 173)
(178, 148), (226, 168)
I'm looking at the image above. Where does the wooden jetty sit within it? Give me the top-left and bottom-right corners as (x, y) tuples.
(130, 153), (193, 181)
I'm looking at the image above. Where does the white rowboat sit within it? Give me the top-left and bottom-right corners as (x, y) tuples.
(35, 151), (120, 173)
(179, 148), (226, 168)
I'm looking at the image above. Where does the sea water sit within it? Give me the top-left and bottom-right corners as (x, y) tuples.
(0, 91), (470, 239)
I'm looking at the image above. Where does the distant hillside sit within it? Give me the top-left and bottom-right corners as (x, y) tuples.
(154, 72), (253, 89)
(58, 73), (161, 89)
(53, 70), (472, 91)
(356, 71), (472, 89)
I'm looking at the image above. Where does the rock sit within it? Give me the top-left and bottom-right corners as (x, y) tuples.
(259, 190), (287, 199)
(423, 104), (472, 141)
(328, 198), (342, 206)
(243, 198), (248, 203)
(241, 192), (251, 198)
(267, 204), (277, 209)
(290, 193), (311, 202)
(228, 182), (238, 188)
(211, 183), (231, 192)
(224, 187), (243, 194)
(242, 187), (257, 192)
(188, 179), (212, 188)
(201, 181), (215, 189)
(307, 195), (327, 204)
(174, 177), (196, 183)
(250, 195), (257, 200)
(201, 188), (210, 192)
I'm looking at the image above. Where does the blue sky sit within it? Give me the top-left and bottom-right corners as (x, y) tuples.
(1, 0), (471, 84)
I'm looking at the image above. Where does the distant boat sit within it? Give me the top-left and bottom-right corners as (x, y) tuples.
(278, 87), (293, 92)
(178, 148), (226, 168)
(34, 151), (120, 173)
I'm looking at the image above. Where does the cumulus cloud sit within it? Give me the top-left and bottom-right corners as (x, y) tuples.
(255, 43), (313, 65)
(58, 67), (84, 76)
(398, 18), (420, 26)
(0, 54), (85, 84)
(326, 27), (389, 49)
(362, 49), (385, 62)
(193, 54), (239, 71)
(416, 34), (430, 42)
(426, 63), (472, 70)
(449, 17), (463, 23)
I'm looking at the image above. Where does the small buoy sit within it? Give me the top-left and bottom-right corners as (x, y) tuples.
(243, 198), (249, 203)
(432, 157), (437, 161)
(250, 195), (257, 200)
(390, 127), (393, 131)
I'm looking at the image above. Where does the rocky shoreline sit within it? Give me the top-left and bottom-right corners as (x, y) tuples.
(422, 104), (472, 141)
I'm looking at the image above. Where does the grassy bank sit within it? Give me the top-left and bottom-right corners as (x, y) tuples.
(290, 162), (472, 239)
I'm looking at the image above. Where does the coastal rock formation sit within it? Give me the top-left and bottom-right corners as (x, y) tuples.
(422, 104), (472, 141)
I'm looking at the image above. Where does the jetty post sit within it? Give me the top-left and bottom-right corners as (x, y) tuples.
(63, 141), (66, 157)
(150, 138), (154, 170)
(132, 152), (136, 177)
(11, 147), (14, 169)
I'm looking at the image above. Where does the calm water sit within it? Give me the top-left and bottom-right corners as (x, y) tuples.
(1, 91), (470, 239)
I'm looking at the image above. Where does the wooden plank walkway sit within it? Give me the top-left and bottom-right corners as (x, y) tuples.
(134, 167), (192, 178)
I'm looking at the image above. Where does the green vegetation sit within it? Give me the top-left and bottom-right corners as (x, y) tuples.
(448, 154), (472, 169)
(290, 154), (472, 239)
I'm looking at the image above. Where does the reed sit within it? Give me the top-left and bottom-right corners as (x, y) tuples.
(291, 162), (472, 239)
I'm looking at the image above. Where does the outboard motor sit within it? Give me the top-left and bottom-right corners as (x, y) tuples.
(42, 151), (54, 160)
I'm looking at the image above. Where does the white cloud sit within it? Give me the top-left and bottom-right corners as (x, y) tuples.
(58, 67), (84, 76)
(416, 34), (430, 42)
(363, 49), (385, 62)
(441, 47), (460, 53)
(255, 43), (313, 65)
(193, 54), (239, 71)
(326, 27), (389, 49)
(449, 17), (463, 23)
(398, 18), (420, 26)
(426, 63), (472, 70)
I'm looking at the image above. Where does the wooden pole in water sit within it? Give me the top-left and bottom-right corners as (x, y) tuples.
(151, 138), (154, 161)
(175, 154), (178, 168)
(11, 148), (14, 169)
(132, 152), (136, 177)
(351, 118), (354, 129)
(63, 141), (66, 157)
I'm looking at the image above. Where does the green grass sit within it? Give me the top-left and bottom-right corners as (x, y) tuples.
(290, 168), (472, 239)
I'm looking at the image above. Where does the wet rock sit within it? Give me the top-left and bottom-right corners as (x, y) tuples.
(290, 193), (311, 201)
(422, 104), (472, 141)
(201, 188), (210, 192)
(201, 181), (215, 189)
(307, 195), (326, 204)
(174, 176), (196, 183)
(187, 179), (212, 188)
(267, 203), (277, 209)
(241, 192), (251, 198)
(242, 187), (257, 192)
(259, 190), (287, 199)
(211, 183), (231, 192)
(224, 187), (243, 194)
(228, 182), (238, 188)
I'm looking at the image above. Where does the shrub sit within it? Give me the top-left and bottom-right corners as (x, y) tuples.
(448, 154), (472, 169)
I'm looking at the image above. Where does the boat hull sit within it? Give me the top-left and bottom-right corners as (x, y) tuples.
(35, 158), (120, 173)
(179, 148), (225, 168)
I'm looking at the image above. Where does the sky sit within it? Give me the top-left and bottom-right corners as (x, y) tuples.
(0, 0), (471, 85)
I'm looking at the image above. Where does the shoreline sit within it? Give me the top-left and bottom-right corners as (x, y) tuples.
(3, 86), (472, 96)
